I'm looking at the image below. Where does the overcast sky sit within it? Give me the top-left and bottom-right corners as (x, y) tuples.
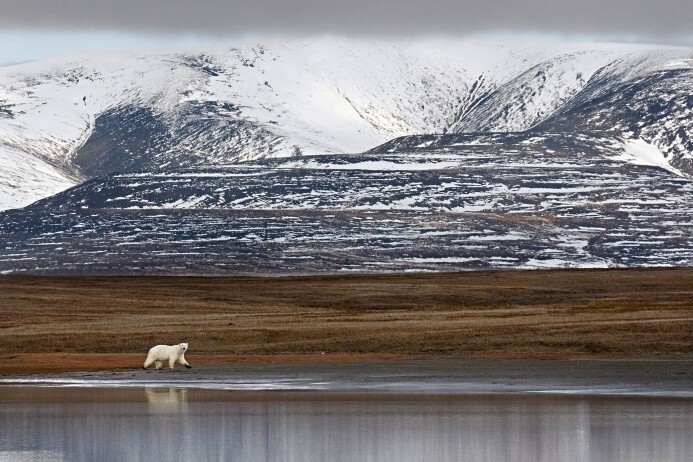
(1, 0), (691, 66)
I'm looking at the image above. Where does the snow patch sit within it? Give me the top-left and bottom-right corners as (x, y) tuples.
(617, 139), (685, 177)
(282, 160), (459, 171)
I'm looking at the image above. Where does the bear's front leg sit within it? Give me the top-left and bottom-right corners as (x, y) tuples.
(179, 355), (192, 369)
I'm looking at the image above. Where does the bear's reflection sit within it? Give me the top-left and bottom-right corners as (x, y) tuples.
(145, 387), (188, 414)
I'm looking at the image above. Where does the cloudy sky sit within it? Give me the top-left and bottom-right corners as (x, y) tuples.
(1, 0), (691, 66)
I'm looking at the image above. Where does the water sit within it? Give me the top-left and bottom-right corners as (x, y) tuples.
(0, 387), (691, 462)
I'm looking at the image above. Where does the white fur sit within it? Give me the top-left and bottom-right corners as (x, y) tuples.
(143, 343), (191, 370)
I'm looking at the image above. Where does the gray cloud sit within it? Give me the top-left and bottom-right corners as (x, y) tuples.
(1, 0), (691, 45)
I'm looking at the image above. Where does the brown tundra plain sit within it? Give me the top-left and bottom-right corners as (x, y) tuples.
(0, 268), (691, 373)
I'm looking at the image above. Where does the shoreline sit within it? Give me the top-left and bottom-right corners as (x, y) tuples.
(0, 352), (418, 375)
(2, 356), (691, 398)
(0, 351), (682, 375)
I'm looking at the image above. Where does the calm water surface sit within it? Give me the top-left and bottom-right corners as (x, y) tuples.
(0, 387), (691, 462)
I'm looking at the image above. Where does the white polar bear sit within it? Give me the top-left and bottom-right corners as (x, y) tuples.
(143, 343), (192, 370)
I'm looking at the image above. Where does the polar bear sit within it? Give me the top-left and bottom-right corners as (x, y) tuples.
(143, 343), (192, 370)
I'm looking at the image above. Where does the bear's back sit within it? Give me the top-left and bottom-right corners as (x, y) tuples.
(149, 344), (173, 354)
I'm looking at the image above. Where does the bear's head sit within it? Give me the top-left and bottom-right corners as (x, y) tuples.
(180, 343), (188, 352)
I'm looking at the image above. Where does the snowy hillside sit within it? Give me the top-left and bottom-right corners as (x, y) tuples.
(0, 143), (77, 211)
(2, 131), (691, 274)
(0, 38), (691, 210)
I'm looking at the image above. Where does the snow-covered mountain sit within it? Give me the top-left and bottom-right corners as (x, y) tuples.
(1, 39), (691, 274)
(0, 38), (691, 211)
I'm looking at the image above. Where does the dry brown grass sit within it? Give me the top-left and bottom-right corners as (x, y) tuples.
(0, 269), (691, 367)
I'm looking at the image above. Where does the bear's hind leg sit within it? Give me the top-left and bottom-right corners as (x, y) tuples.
(169, 356), (176, 370)
(155, 361), (163, 370)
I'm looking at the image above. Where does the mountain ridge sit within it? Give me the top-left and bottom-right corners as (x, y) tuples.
(1, 129), (691, 274)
